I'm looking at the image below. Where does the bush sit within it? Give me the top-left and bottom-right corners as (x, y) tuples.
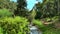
(33, 20), (45, 29)
(0, 16), (29, 34)
(32, 19), (60, 34)
(52, 16), (59, 21)
(0, 8), (12, 17)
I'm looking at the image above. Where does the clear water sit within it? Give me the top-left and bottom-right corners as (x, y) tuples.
(30, 26), (42, 34)
(30, 30), (39, 34)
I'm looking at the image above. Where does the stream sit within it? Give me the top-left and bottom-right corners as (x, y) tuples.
(30, 26), (42, 34)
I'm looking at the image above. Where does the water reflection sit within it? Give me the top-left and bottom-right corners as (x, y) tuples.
(30, 26), (42, 34)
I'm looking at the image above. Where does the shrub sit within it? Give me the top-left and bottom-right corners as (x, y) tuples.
(0, 16), (29, 34)
(32, 19), (60, 34)
(0, 8), (12, 17)
(33, 19), (55, 31)
(52, 16), (59, 21)
(33, 20), (44, 29)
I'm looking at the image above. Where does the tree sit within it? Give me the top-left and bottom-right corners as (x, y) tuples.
(0, 0), (10, 9)
(0, 0), (17, 11)
(35, 0), (59, 19)
(35, 2), (43, 19)
(14, 0), (28, 17)
(9, 1), (17, 14)
(0, 0), (17, 16)
(28, 9), (36, 25)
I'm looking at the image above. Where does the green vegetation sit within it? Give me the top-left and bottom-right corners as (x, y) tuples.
(43, 28), (60, 34)
(33, 19), (60, 34)
(0, 0), (60, 34)
(33, 20), (44, 28)
(0, 8), (12, 17)
(0, 16), (29, 34)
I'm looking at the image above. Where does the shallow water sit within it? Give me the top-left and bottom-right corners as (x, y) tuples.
(30, 26), (42, 34)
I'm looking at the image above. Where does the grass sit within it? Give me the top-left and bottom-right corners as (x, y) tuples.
(43, 28), (60, 34)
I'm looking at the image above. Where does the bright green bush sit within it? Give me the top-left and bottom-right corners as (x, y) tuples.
(0, 8), (12, 17)
(33, 20), (44, 29)
(52, 16), (59, 21)
(45, 18), (51, 22)
(0, 16), (29, 34)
